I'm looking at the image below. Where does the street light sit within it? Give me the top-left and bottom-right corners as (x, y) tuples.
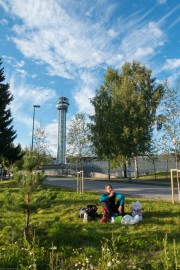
(31, 105), (40, 150)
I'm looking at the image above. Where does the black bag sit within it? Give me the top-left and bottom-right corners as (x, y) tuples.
(79, 204), (100, 220)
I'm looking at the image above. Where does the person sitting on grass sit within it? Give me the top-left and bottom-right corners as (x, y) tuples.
(99, 184), (125, 223)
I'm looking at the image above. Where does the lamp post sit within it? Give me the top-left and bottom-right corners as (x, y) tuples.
(31, 105), (40, 150)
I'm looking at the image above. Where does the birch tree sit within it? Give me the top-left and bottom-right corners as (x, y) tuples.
(67, 113), (93, 169)
(90, 61), (164, 179)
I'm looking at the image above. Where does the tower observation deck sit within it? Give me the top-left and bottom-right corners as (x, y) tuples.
(56, 97), (69, 164)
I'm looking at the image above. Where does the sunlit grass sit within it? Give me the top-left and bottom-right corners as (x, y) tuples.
(0, 180), (179, 269)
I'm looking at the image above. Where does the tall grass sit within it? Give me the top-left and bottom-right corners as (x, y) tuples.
(0, 180), (179, 269)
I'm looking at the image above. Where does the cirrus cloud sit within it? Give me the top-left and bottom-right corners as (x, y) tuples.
(163, 58), (180, 70)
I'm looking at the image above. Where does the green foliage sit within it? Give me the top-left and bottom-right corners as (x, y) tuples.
(0, 180), (179, 269)
(0, 236), (47, 269)
(158, 79), (180, 169)
(0, 58), (22, 165)
(90, 61), (164, 163)
(23, 149), (41, 172)
(13, 151), (25, 171)
(13, 171), (45, 238)
(14, 147), (52, 173)
(33, 124), (52, 166)
(14, 172), (43, 196)
(89, 85), (118, 160)
(67, 113), (94, 164)
(13, 124), (52, 173)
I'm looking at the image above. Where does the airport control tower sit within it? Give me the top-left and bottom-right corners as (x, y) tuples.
(56, 97), (69, 164)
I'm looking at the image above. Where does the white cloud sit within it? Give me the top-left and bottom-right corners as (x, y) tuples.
(74, 87), (94, 115)
(106, 54), (124, 69)
(107, 28), (118, 38)
(161, 59), (180, 86)
(73, 71), (97, 115)
(5, 0), (112, 78)
(0, 18), (8, 25)
(163, 59), (180, 70)
(168, 17), (180, 29)
(3, 56), (38, 79)
(120, 22), (165, 62)
(165, 73), (180, 86)
(2, 55), (15, 64)
(15, 68), (28, 77)
(2, 0), (169, 82)
(31, 73), (37, 78)
(9, 74), (57, 126)
(158, 4), (180, 25)
(134, 47), (153, 58)
(45, 121), (58, 157)
(8, 73), (58, 150)
(157, 0), (167, 5)
(0, 0), (9, 12)
(2, 1), (155, 80)
(15, 60), (25, 67)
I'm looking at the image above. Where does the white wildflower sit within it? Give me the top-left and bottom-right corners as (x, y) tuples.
(85, 258), (90, 263)
(50, 246), (57, 250)
(107, 261), (112, 267)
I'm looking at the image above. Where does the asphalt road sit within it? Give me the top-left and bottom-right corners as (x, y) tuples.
(43, 177), (179, 202)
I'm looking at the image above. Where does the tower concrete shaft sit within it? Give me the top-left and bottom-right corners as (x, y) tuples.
(56, 97), (69, 164)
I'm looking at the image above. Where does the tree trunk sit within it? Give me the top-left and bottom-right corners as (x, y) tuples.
(175, 153), (180, 202)
(123, 162), (127, 178)
(108, 160), (110, 180)
(134, 156), (139, 178)
(25, 193), (30, 239)
(127, 158), (132, 181)
(153, 160), (156, 180)
(166, 159), (169, 180)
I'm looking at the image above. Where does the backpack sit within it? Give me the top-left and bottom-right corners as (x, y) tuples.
(79, 204), (100, 220)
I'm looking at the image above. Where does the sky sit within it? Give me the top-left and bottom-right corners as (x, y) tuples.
(0, 0), (180, 157)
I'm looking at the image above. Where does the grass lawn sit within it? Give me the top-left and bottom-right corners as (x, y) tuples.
(138, 171), (179, 181)
(0, 179), (179, 270)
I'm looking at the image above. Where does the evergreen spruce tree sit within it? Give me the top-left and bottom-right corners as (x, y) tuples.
(0, 58), (22, 165)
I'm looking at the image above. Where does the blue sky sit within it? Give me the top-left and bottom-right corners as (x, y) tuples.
(0, 0), (180, 157)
